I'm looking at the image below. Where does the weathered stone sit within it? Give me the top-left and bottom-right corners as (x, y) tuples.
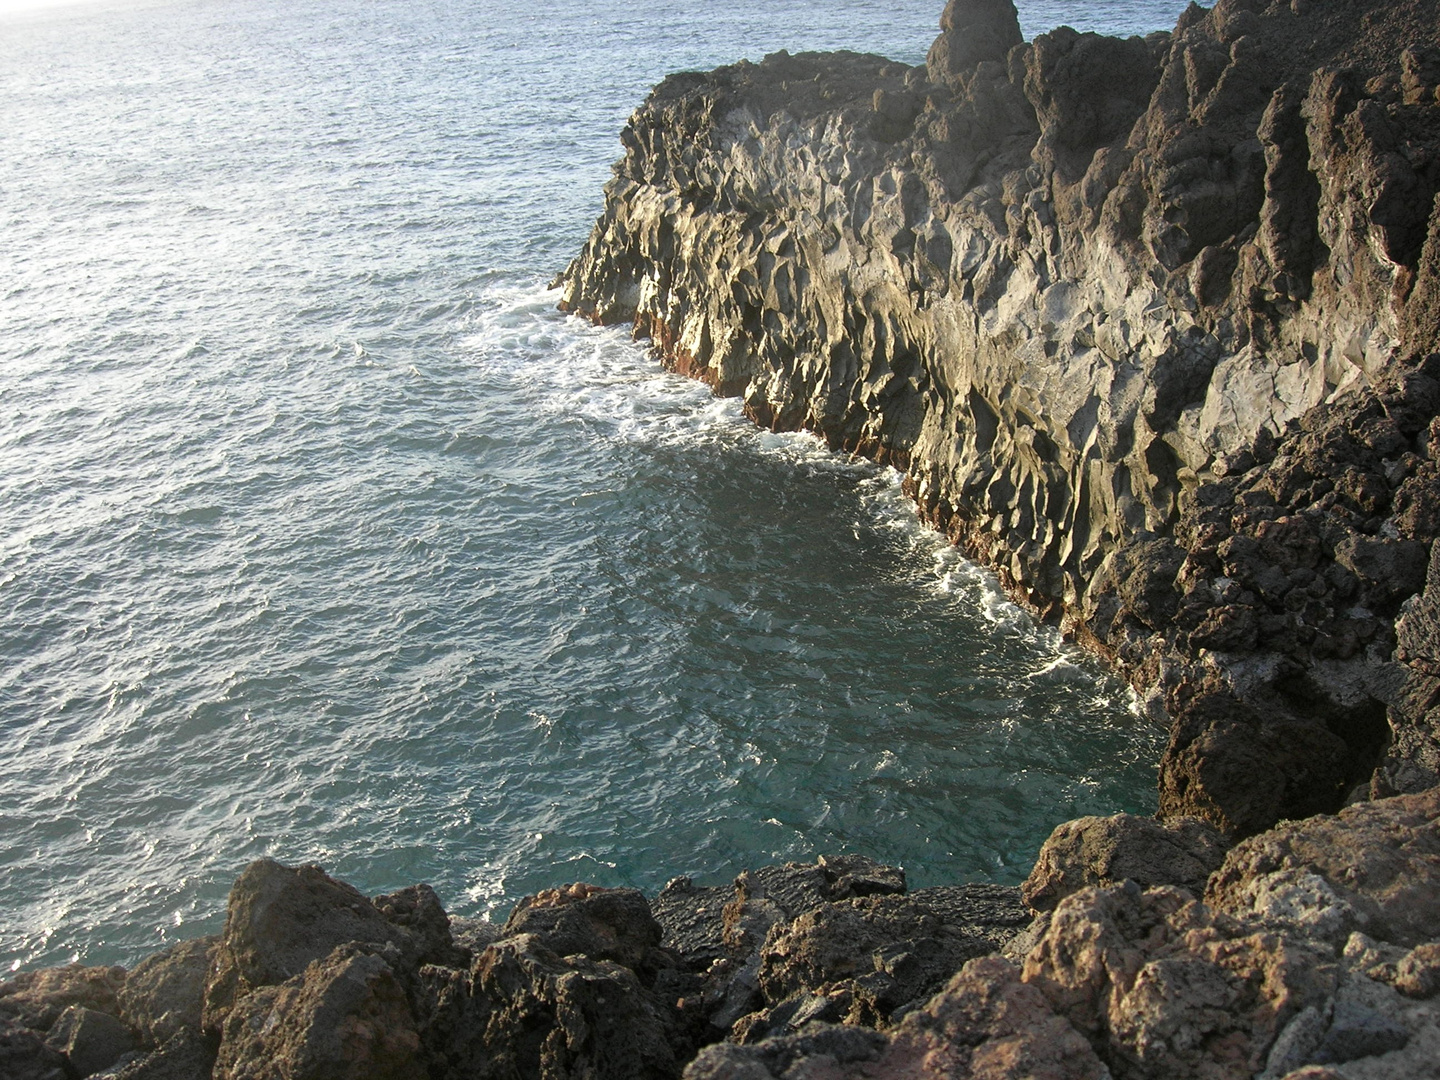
(1022, 883), (1338, 1078)
(559, 0), (1440, 840)
(118, 936), (217, 1047)
(202, 859), (420, 1031)
(756, 893), (994, 1027)
(0, 1015), (70, 1080)
(419, 934), (677, 1080)
(0, 964), (127, 1032)
(1021, 812), (1229, 912)
(501, 883), (666, 976)
(652, 877), (732, 970)
(1206, 787), (1440, 947)
(685, 957), (1110, 1079)
(44, 1004), (138, 1076)
(906, 883), (1032, 949)
(213, 944), (424, 1080)
(97, 1028), (217, 1080)
(373, 884), (466, 969)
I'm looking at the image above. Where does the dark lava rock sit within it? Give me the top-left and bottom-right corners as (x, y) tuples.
(419, 934), (678, 1080)
(652, 877), (732, 971)
(96, 1028), (218, 1080)
(501, 883), (666, 977)
(0, 1015), (69, 1080)
(44, 1004), (137, 1077)
(756, 893), (994, 1028)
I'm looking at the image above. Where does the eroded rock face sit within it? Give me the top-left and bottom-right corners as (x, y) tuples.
(501, 883), (667, 977)
(559, 0), (1440, 838)
(118, 936), (217, 1047)
(1206, 785), (1440, 947)
(420, 934), (679, 1080)
(201, 859), (427, 1031)
(1022, 812), (1229, 912)
(214, 944), (425, 1080)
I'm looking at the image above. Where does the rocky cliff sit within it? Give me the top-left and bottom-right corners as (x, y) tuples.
(558, 0), (1440, 841)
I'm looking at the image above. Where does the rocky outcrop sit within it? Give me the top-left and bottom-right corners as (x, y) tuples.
(5, 787), (1437, 1079)
(558, 0), (1440, 840)
(1021, 812), (1229, 911)
(0, 855), (1029, 1079)
(685, 787), (1440, 1079)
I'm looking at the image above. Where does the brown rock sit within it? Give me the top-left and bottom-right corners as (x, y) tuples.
(1206, 787), (1440, 947)
(213, 944), (423, 1080)
(0, 964), (127, 1032)
(1022, 884), (1337, 1079)
(757, 893), (993, 1026)
(1021, 813), (1229, 912)
(118, 936), (217, 1046)
(202, 860), (423, 1031)
(43, 1004), (137, 1076)
(876, 956), (1109, 1079)
(501, 883), (665, 975)
(926, 0), (1024, 85)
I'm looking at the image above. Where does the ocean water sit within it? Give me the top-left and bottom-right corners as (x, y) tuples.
(0, 0), (1192, 973)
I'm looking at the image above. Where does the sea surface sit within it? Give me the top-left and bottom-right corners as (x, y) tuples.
(0, 0), (1193, 972)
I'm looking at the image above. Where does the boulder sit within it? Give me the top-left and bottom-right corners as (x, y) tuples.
(926, 0), (1025, 84)
(1022, 883), (1338, 1078)
(756, 893), (994, 1026)
(44, 1004), (137, 1076)
(0, 964), (127, 1032)
(501, 883), (665, 976)
(201, 860), (429, 1030)
(0, 1015), (69, 1080)
(213, 944), (424, 1080)
(118, 936), (217, 1046)
(96, 1028), (218, 1080)
(685, 957), (1109, 1080)
(1021, 813), (1229, 912)
(652, 877), (732, 970)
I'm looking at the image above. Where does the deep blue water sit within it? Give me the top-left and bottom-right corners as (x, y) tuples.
(0, 0), (1192, 972)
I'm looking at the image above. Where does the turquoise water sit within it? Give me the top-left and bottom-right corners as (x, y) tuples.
(0, 0), (1189, 973)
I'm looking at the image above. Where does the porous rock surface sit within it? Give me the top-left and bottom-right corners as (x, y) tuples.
(3, 793), (1436, 1078)
(558, 0), (1440, 839)
(0, 855), (1026, 1079)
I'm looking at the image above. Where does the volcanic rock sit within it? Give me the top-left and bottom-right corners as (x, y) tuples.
(1021, 812), (1229, 912)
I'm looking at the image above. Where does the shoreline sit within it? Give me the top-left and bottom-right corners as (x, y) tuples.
(558, 0), (1440, 838)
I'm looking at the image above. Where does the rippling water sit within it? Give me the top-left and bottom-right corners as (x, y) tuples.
(0, 0), (1191, 972)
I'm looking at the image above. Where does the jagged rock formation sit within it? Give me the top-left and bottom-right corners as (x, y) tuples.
(3, 789), (1435, 1079)
(687, 788), (1440, 1079)
(558, 0), (1440, 840)
(0, 855), (1028, 1079)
